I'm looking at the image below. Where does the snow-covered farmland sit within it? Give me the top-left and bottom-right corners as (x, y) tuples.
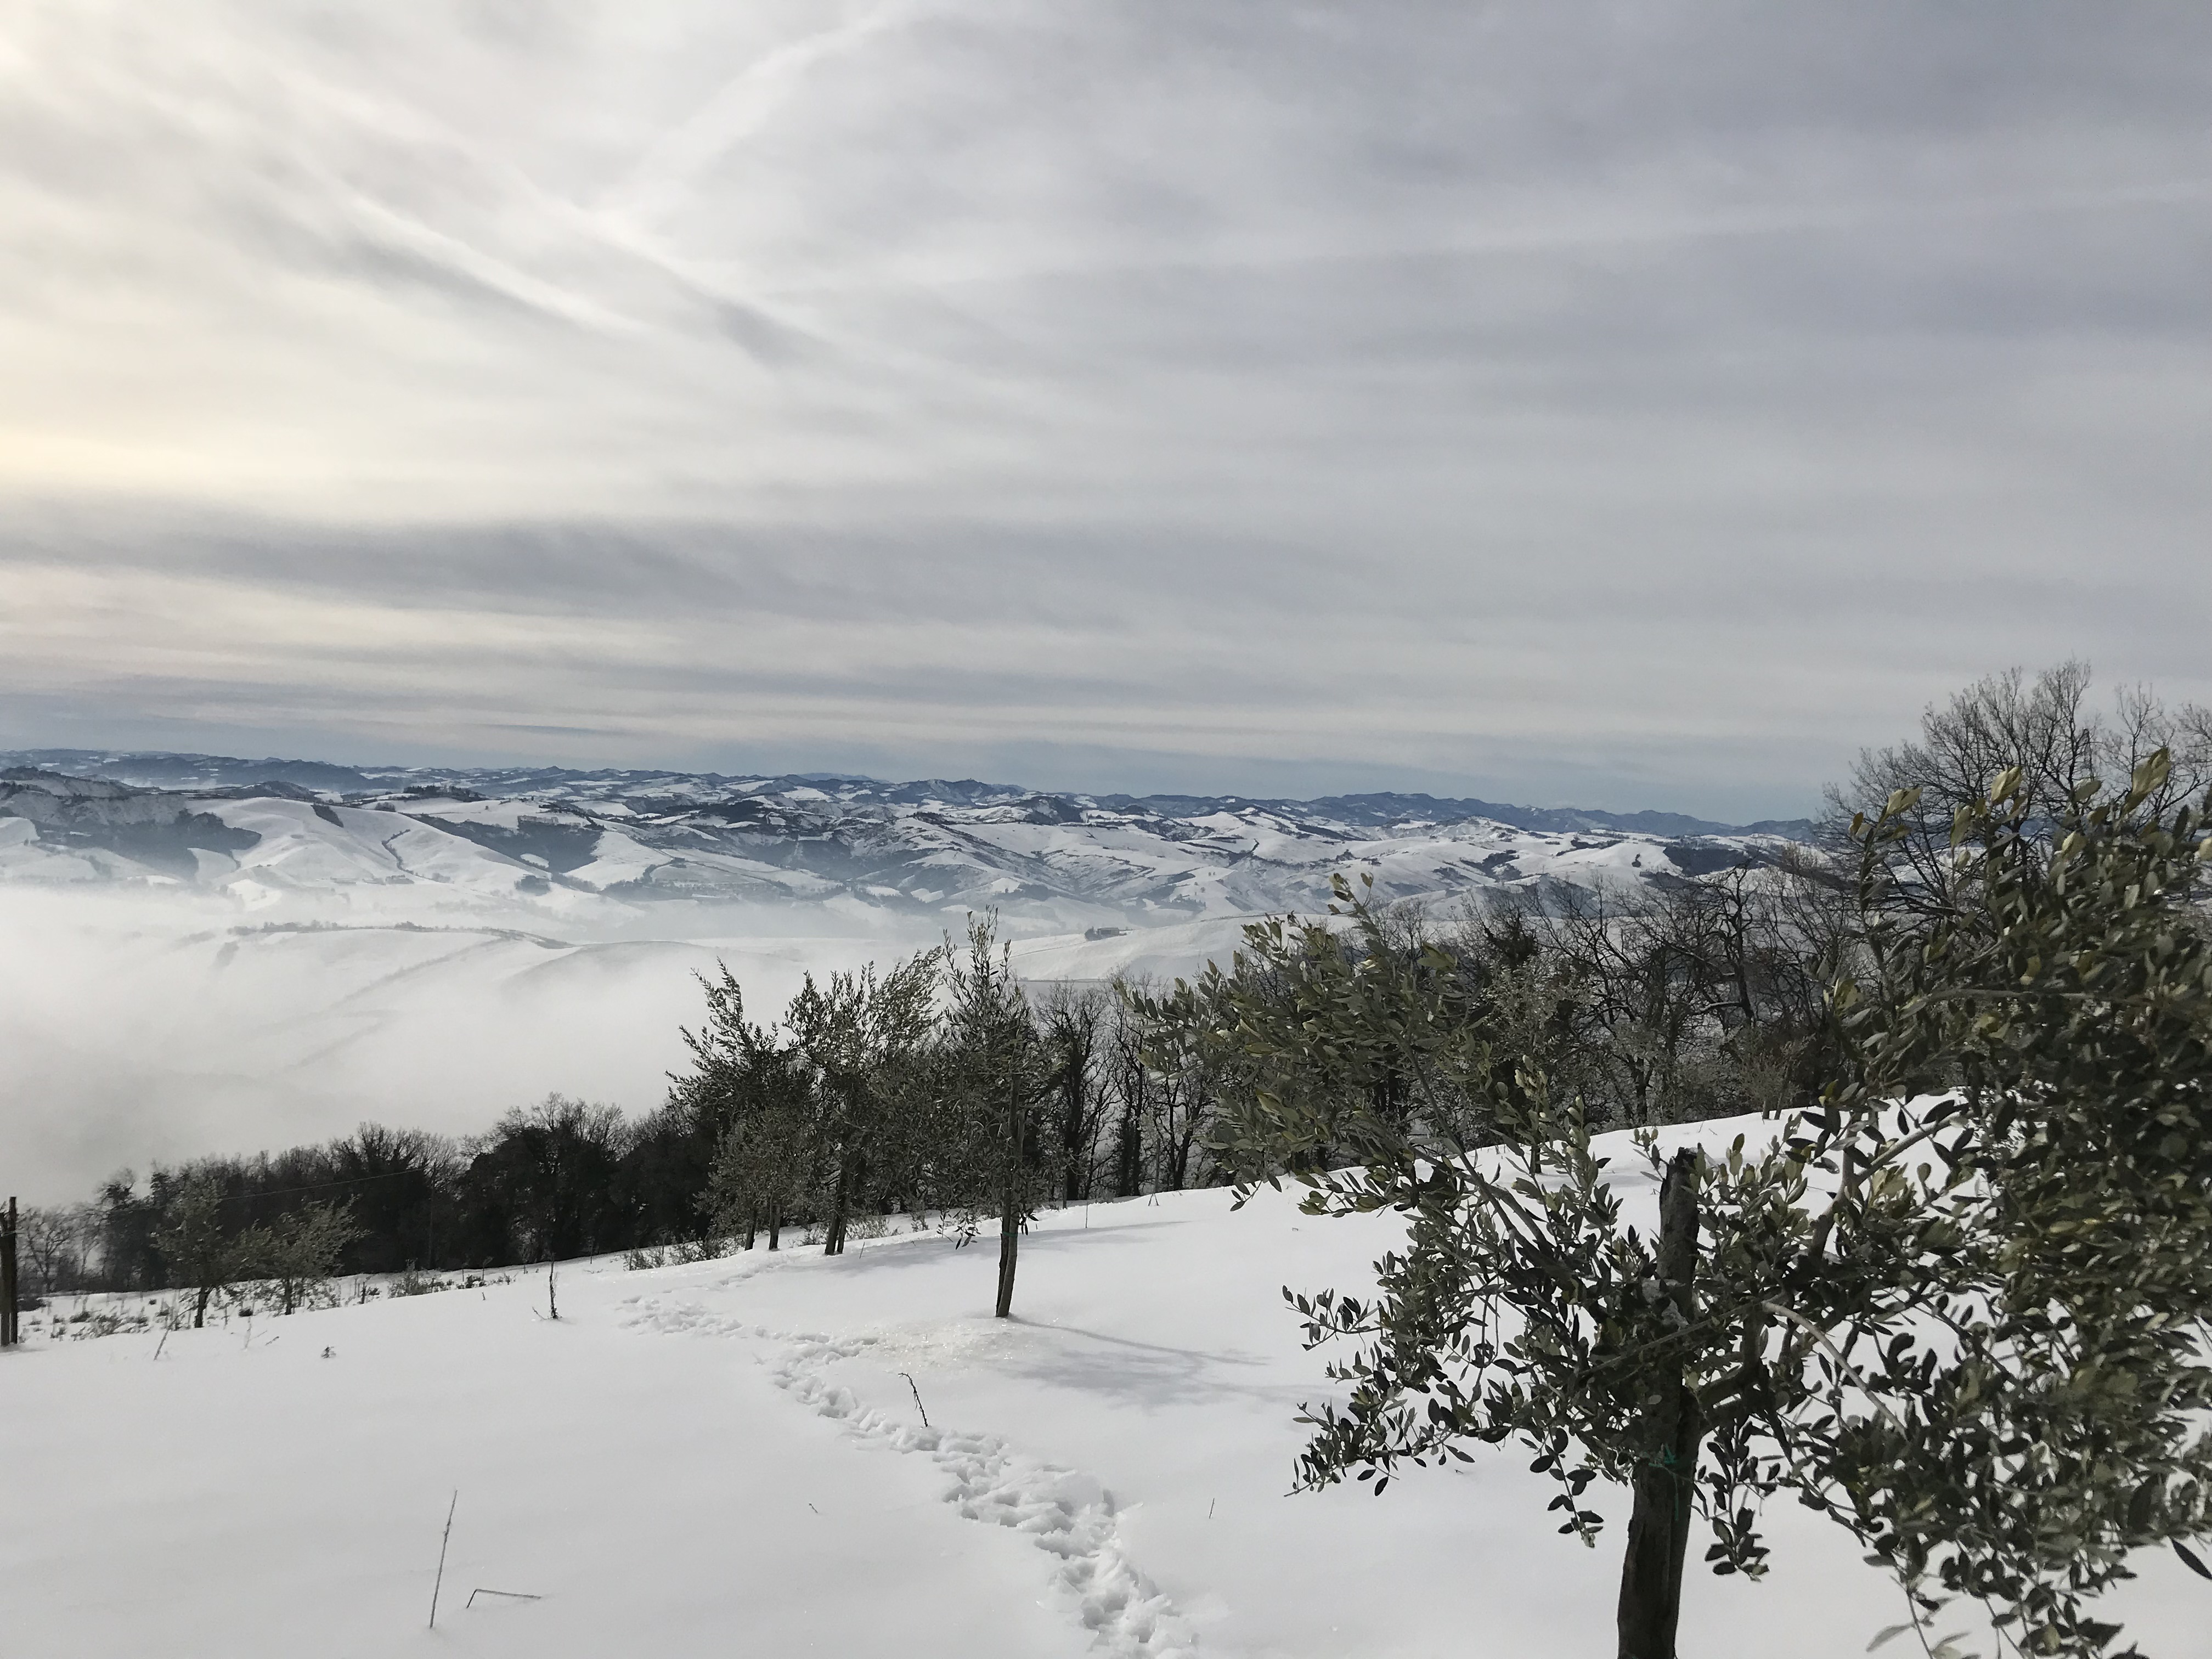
(3, 1121), (2197, 1659)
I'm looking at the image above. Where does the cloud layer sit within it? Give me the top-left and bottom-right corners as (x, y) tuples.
(3, 2), (2207, 816)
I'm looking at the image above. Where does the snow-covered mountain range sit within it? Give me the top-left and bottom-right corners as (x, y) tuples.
(0, 749), (1814, 1196)
(1, 748), (1806, 929)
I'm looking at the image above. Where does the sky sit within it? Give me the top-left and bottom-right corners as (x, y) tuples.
(2, 2), (2207, 821)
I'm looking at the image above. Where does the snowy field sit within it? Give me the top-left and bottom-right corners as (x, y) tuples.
(3, 1125), (2200, 1659)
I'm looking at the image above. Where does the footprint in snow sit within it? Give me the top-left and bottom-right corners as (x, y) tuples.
(623, 1294), (1203, 1658)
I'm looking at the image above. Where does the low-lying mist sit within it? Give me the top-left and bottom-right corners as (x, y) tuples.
(2, 887), (1257, 1205)
(0, 889), (962, 1205)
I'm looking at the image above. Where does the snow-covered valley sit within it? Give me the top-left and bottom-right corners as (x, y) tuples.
(1, 752), (1803, 1201)
(2, 1121), (2198, 1659)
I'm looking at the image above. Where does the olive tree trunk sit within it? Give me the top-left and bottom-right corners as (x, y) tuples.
(1616, 1149), (1705, 1659)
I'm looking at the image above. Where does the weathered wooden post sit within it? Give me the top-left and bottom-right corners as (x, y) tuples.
(2, 1195), (20, 1347)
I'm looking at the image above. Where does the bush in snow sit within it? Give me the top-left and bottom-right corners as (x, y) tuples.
(233, 1200), (363, 1316)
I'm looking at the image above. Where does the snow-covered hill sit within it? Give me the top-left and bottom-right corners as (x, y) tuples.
(1, 752), (1798, 929)
(0, 751), (1808, 1201)
(2, 1118), (2194, 1659)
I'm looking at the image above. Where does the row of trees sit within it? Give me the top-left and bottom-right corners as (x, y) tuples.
(1132, 664), (2212, 1659)
(27, 1107), (639, 1301)
(1387, 663), (2212, 1144)
(22, 932), (1232, 1313)
(682, 918), (1226, 1316)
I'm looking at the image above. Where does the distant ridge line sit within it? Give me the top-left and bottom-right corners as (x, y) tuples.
(0, 748), (1813, 839)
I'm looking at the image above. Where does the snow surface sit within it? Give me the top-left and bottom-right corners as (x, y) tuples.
(3, 767), (1780, 929)
(3, 1119), (2197, 1659)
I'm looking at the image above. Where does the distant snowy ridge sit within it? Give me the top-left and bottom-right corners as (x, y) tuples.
(4, 747), (1814, 837)
(1, 749), (1802, 927)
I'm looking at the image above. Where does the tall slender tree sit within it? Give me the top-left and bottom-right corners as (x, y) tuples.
(945, 917), (1051, 1317)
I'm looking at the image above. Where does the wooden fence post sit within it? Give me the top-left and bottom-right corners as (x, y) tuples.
(2, 1195), (19, 1347)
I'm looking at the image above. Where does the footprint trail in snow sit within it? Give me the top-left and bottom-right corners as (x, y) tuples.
(623, 1286), (1202, 1659)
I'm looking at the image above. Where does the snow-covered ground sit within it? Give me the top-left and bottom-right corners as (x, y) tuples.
(3, 1123), (2197, 1658)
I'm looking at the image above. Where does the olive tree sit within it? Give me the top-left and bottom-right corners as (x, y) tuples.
(941, 916), (1052, 1317)
(785, 952), (941, 1256)
(1137, 752), (2212, 1659)
(235, 1201), (362, 1316)
(151, 1173), (234, 1329)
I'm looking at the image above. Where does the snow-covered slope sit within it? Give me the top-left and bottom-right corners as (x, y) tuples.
(1, 758), (1794, 929)
(2, 1118), (2194, 1659)
(0, 751), (1807, 1201)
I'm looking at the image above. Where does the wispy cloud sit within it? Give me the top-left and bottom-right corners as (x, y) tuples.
(2, 1), (2207, 815)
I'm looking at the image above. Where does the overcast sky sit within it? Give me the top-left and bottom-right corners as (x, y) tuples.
(2, 2), (2206, 819)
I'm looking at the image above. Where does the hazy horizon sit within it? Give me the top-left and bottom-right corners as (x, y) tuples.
(3, 734), (1833, 823)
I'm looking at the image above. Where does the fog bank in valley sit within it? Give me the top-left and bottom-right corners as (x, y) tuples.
(0, 889), (967, 1205)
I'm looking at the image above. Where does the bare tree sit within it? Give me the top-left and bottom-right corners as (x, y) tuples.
(1103, 980), (1156, 1197)
(1829, 661), (2212, 915)
(17, 1204), (89, 1296)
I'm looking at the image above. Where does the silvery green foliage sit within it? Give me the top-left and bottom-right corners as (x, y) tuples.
(1136, 752), (2212, 1657)
(1812, 754), (2212, 1655)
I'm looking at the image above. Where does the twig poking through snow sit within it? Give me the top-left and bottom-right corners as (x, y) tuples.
(899, 1370), (932, 1427)
(466, 1588), (543, 1609)
(428, 1491), (458, 1630)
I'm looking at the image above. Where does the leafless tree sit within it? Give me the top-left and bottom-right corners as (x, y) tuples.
(1828, 661), (2212, 915)
(17, 1204), (89, 1295)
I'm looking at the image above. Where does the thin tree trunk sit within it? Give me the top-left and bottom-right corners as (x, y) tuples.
(995, 1081), (1020, 1318)
(1616, 1150), (1704, 1659)
(825, 1155), (851, 1256)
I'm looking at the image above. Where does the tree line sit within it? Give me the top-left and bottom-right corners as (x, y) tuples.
(23, 665), (2205, 1313)
(1131, 663), (2212, 1659)
(17, 919), (1237, 1319)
